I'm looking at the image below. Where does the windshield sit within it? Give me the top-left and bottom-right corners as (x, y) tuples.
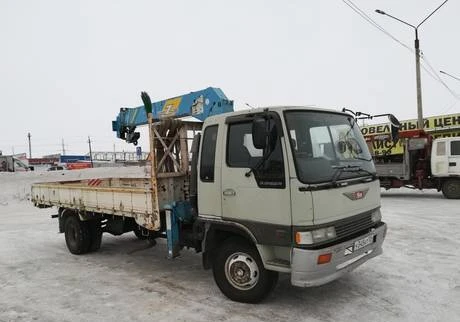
(284, 111), (375, 184)
(14, 159), (28, 169)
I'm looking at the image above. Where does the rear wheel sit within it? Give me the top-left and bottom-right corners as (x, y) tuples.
(212, 237), (278, 303)
(64, 215), (91, 255)
(442, 179), (460, 199)
(88, 220), (103, 252)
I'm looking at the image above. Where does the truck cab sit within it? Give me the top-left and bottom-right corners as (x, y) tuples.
(0, 156), (32, 172)
(196, 107), (386, 302)
(431, 137), (460, 198)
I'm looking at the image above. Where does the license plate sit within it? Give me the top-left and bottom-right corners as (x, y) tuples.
(354, 234), (374, 251)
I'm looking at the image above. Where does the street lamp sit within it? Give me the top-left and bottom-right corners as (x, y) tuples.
(440, 70), (460, 82)
(376, 0), (449, 130)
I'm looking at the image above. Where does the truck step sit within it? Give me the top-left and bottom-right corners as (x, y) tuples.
(265, 259), (291, 269)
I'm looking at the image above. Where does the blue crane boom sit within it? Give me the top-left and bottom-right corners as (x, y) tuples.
(112, 87), (234, 145)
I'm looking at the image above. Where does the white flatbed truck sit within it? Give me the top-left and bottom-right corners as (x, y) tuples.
(32, 91), (386, 303)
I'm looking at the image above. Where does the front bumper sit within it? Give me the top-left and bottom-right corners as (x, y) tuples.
(291, 223), (387, 287)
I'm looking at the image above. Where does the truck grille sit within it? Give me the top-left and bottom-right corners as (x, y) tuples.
(334, 211), (374, 240)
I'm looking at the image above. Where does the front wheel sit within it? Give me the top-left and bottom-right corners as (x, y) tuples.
(442, 179), (460, 199)
(212, 237), (278, 303)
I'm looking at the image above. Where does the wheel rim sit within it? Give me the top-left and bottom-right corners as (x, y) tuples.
(224, 252), (259, 290)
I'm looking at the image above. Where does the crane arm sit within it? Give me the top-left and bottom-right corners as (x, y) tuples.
(112, 87), (234, 145)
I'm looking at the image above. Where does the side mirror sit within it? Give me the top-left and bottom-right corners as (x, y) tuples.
(388, 114), (401, 128)
(252, 118), (268, 149)
(388, 114), (400, 142)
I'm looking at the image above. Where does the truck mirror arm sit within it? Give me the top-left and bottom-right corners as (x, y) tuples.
(244, 146), (275, 178)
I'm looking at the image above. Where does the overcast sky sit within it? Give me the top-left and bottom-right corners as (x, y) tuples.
(1, 0), (459, 157)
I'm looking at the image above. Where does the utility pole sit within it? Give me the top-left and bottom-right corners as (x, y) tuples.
(414, 28), (423, 130)
(27, 132), (32, 158)
(61, 138), (66, 155)
(376, 0), (449, 130)
(88, 136), (94, 168)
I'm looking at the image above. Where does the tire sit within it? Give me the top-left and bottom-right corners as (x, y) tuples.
(88, 220), (103, 252)
(212, 237), (278, 303)
(442, 179), (460, 199)
(64, 215), (91, 255)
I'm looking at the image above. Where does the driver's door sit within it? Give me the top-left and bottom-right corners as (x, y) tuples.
(221, 119), (291, 243)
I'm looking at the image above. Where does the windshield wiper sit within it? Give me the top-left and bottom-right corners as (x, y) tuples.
(331, 165), (376, 185)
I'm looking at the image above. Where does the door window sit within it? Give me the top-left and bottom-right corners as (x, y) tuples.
(227, 121), (285, 188)
(451, 141), (460, 156)
(436, 141), (446, 156)
(200, 125), (218, 182)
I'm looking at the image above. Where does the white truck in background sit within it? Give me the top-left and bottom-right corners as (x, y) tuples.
(31, 90), (386, 303)
(0, 155), (32, 172)
(362, 114), (460, 199)
(429, 137), (460, 197)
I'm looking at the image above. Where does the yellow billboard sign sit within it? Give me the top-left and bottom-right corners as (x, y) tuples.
(360, 113), (460, 156)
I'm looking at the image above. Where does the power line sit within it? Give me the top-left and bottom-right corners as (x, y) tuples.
(342, 0), (460, 107)
(439, 100), (459, 114)
(422, 54), (460, 97)
(341, 0), (413, 52)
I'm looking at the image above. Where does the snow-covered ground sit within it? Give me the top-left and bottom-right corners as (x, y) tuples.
(0, 169), (459, 322)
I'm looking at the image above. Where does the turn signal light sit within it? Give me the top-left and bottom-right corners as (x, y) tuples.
(317, 253), (332, 265)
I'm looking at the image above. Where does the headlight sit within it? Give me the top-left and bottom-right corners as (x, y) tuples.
(295, 226), (336, 245)
(371, 208), (382, 223)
